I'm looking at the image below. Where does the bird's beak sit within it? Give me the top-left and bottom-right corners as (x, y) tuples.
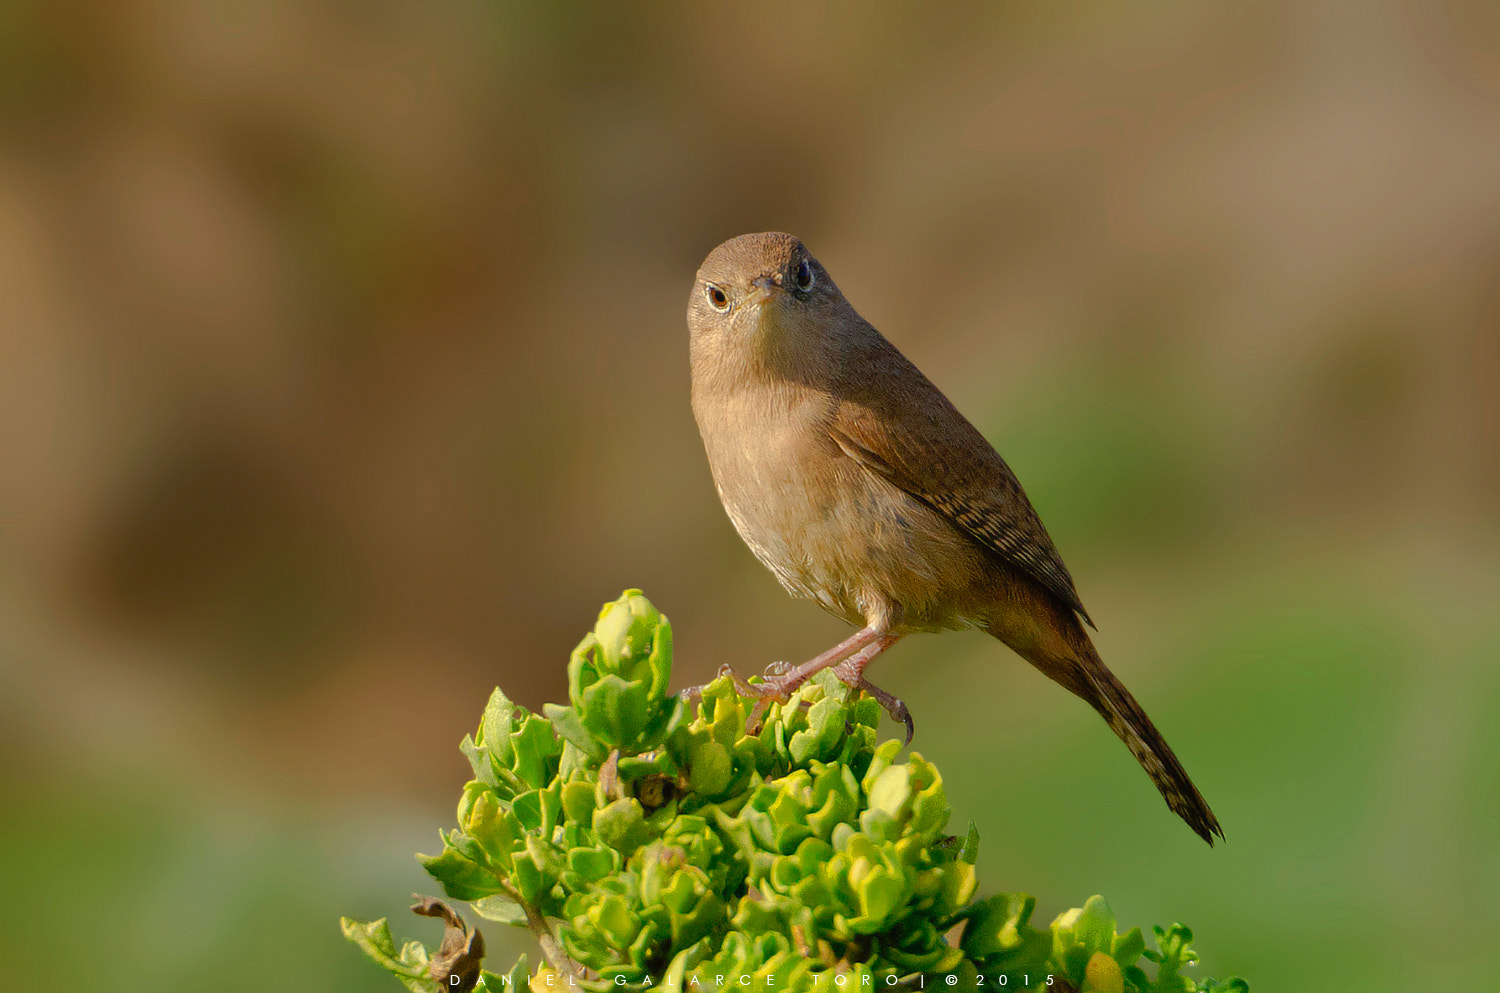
(749, 273), (784, 305)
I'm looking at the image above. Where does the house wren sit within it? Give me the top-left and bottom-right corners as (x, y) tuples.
(687, 231), (1222, 845)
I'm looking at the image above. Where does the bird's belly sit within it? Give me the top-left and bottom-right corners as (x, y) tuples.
(715, 450), (992, 633)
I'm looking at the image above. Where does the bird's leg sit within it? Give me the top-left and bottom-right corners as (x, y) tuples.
(830, 634), (912, 742)
(765, 624), (884, 690)
(839, 674), (914, 744)
(736, 626), (887, 733)
(682, 626), (879, 704)
(687, 624), (881, 699)
(681, 626), (895, 734)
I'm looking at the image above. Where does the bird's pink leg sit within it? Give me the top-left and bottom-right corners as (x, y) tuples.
(685, 626), (913, 742)
(769, 625), (885, 687)
(682, 625), (880, 702)
(709, 624), (882, 701)
(831, 634), (913, 743)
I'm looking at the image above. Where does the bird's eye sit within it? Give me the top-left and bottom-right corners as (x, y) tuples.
(706, 284), (730, 311)
(794, 257), (815, 292)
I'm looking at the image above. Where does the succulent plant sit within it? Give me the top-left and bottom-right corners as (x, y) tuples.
(342, 590), (1247, 992)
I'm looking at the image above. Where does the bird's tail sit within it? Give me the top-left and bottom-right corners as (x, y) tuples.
(1068, 642), (1223, 845)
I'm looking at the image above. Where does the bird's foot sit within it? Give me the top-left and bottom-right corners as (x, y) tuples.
(832, 659), (914, 745)
(715, 662), (808, 700)
(677, 663), (810, 736)
(679, 663), (789, 702)
(723, 664), (794, 735)
(681, 659), (911, 743)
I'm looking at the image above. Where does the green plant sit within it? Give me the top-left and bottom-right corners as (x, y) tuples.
(341, 590), (1248, 992)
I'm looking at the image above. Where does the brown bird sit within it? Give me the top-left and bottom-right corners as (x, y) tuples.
(687, 231), (1223, 845)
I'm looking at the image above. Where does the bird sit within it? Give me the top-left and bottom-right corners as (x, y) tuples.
(686, 231), (1223, 845)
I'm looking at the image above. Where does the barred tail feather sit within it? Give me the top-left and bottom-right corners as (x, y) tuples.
(1074, 648), (1223, 845)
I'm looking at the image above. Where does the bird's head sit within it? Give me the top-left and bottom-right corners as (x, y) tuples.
(687, 232), (857, 384)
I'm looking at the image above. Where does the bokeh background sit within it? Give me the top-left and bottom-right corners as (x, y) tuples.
(4, 1), (1498, 989)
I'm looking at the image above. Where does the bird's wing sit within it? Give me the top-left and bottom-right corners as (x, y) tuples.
(828, 342), (1093, 626)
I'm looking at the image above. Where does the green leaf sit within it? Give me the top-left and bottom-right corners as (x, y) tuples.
(416, 844), (505, 901)
(1147, 923), (1200, 991)
(508, 847), (546, 905)
(339, 916), (433, 989)
(939, 859), (978, 914)
(471, 895), (527, 925)
(581, 673), (651, 748)
(687, 737), (733, 796)
(560, 779), (597, 823)
(510, 786), (561, 836)
(1054, 895), (1119, 963)
(567, 845), (615, 882)
(1082, 951), (1125, 993)
(788, 694), (844, 763)
(461, 790), (518, 868)
(459, 735), (496, 787)
(590, 891), (640, 948)
(592, 591), (657, 675)
(961, 892), (1047, 964)
(593, 797), (652, 854)
(495, 955), (531, 992)
(509, 714), (561, 789)
(959, 820), (981, 864)
(543, 703), (603, 762)
(1112, 927), (1146, 972)
(853, 864), (905, 929)
(479, 688), (517, 764)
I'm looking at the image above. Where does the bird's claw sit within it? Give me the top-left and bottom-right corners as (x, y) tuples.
(891, 699), (915, 745)
(714, 662), (806, 701)
(678, 664), (801, 737)
(832, 660), (915, 744)
(719, 663), (771, 699)
(683, 660), (913, 744)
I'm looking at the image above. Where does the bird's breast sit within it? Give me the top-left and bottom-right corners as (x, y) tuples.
(695, 389), (992, 633)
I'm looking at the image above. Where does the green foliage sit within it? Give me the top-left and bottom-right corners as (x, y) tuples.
(342, 590), (1248, 992)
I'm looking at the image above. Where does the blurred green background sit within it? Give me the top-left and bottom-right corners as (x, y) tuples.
(3, 1), (1498, 989)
